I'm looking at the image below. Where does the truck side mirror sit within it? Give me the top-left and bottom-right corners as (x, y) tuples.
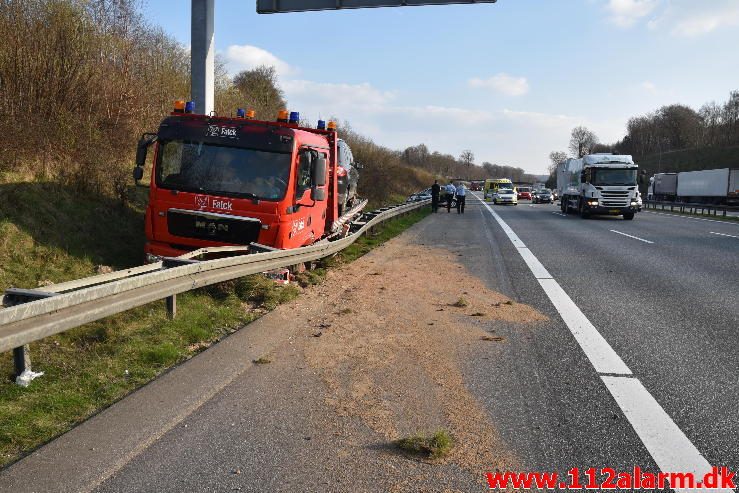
(311, 187), (326, 201)
(136, 133), (158, 167)
(312, 154), (327, 187)
(135, 143), (148, 167)
(580, 171), (587, 183)
(133, 166), (144, 182)
(354, 161), (364, 170)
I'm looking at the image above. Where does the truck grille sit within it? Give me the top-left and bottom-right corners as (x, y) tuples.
(167, 209), (262, 244)
(600, 190), (630, 207)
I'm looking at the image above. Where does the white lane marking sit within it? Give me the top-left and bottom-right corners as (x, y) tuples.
(519, 249), (553, 280)
(477, 196), (630, 374)
(710, 231), (739, 239)
(602, 377), (734, 493)
(552, 212), (567, 217)
(473, 193), (727, 485)
(538, 279), (631, 374)
(644, 210), (739, 227)
(610, 229), (655, 244)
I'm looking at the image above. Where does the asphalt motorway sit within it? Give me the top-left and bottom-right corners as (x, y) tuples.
(455, 193), (739, 489)
(3, 194), (738, 492)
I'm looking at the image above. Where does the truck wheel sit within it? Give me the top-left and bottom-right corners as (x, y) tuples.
(579, 199), (590, 219)
(623, 212), (635, 220)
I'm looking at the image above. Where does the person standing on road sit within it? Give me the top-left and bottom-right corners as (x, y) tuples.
(446, 182), (456, 212)
(455, 183), (467, 214)
(431, 180), (441, 213)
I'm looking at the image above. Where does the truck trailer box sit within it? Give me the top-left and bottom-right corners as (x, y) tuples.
(730, 169), (739, 202)
(653, 173), (678, 195)
(677, 168), (730, 198)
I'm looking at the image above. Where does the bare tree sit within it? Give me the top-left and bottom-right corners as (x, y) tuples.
(548, 151), (568, 173)
(459, 149), (475, 167)
(569, 126), (599, 157)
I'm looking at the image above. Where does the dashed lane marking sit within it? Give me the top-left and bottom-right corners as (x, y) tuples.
(710, 231), (739, 239)
(610, 230), (654, 244)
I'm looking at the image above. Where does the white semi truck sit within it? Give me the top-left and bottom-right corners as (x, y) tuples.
(557, 154), (640, 220)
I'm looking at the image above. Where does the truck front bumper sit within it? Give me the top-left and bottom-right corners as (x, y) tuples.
(585, 205), (638, 215)
(144, 241), (191, 262)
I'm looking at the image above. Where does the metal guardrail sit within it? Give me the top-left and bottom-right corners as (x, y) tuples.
(643, 200), (739, 217)
(1, 199), (430, 381)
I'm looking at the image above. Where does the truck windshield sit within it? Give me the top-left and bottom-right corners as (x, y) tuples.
(155, 140), (291, 200)
(593, 169), (637, 186)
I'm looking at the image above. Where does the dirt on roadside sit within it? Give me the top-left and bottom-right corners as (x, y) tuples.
(280, 228), (548, 489)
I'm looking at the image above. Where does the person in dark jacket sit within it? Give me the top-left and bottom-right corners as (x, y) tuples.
(431, 180), (441, 212)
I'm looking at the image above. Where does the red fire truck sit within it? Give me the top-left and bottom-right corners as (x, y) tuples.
(134, 101), (362, 262)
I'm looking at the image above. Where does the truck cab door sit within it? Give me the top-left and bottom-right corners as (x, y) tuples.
(290, 149), (328, 245)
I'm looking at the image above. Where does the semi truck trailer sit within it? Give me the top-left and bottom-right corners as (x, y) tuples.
(557, 154), (640, 220)
(647, 173), (678, 201)
(647, 168), (739, 205)
(675, 168), (739, 205)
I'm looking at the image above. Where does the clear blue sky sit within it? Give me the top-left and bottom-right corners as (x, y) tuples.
(143, 0), (739, 174)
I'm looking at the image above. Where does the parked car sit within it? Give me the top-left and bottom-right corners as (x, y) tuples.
(532, 188), (553, 204)
(493, 188), (518, 205)
(337, 139), (360, 215)
(406, 188), (432, 202)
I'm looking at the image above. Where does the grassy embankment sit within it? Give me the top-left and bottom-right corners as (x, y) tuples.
(0, 173), (430, 467)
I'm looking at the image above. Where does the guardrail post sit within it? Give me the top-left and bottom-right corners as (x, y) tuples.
(13, 345), (31, 380)
(166, 295), (177, 319)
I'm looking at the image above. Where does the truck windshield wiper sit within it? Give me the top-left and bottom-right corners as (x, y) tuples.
(198, 187), (260, 201)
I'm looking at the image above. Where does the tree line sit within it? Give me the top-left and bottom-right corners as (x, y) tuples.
(614, 93), (739, 157)
(0, 0), (190, 199)
(546, 90), (739, 185)
(400, 144), (538, 183)
(0, 0), (524, 206)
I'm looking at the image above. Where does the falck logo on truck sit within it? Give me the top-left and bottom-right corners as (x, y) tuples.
(195, 195), (209, 209)
(205, 125), (238, 138)
(291, 219), (305, 236)
(194, 195), (233, 211)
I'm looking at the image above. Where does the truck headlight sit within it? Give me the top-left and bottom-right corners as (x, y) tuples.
(587, 200), (598, 206)
(146, 253), (163, 264)
(630, 201), (637, 206)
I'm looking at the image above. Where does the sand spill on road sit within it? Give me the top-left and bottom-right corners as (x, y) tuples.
(302, 232), (547, 481)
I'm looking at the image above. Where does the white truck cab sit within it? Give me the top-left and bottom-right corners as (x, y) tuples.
(557, 154), (639, 220)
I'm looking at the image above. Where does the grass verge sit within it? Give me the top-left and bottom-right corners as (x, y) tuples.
(0, 177), (430, 468)
(394, 430), (454, 460)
